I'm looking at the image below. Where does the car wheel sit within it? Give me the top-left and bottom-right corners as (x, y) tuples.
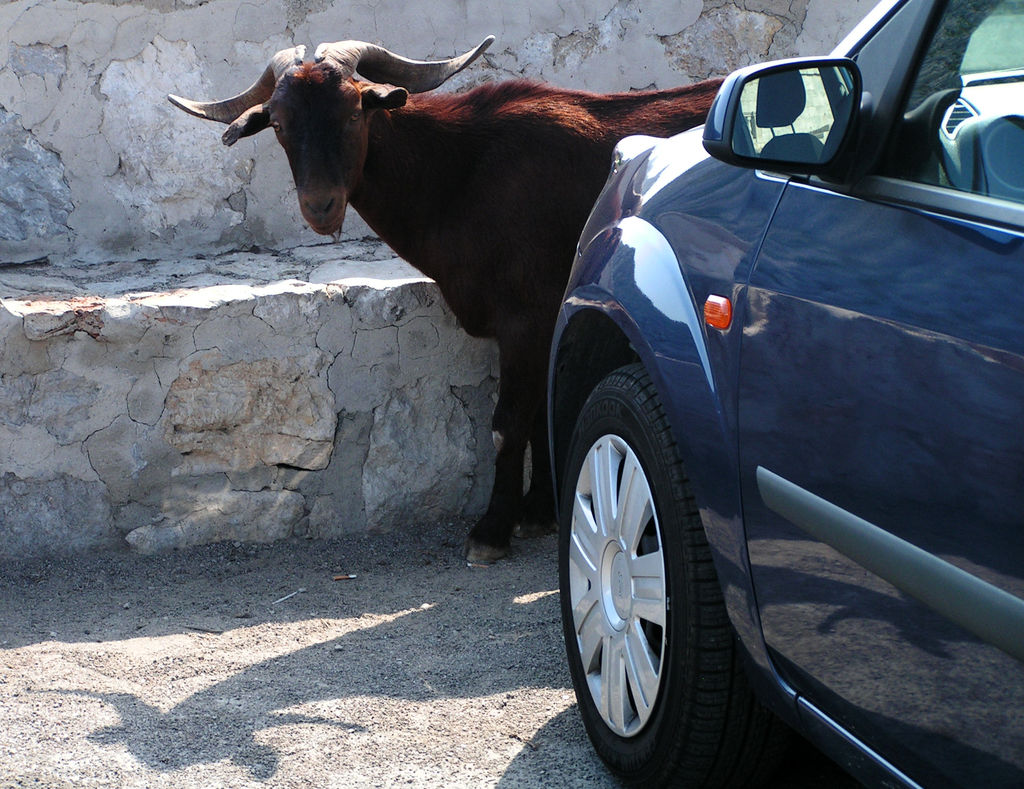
(559, 363), (789, 787)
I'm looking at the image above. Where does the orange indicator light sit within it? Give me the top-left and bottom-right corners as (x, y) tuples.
(704, 295), (733, 330)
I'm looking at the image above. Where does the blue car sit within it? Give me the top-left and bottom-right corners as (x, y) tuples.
(547, 0), (1024, 785)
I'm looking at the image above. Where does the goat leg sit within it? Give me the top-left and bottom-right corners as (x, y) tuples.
(514, 411), (557, 537)
(464, 335), (546, 561)
(464, 438), (527, 562)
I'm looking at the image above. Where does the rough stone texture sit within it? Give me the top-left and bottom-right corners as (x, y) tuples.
(0, 0), (862, 266)
(0, 472), (117, 556)
(98, 37), (260, 253)
(0, 241), (498, 558)
(164, 352), (336, 474)
(124, 488), (306, 553)
(0, 108), (71, 251)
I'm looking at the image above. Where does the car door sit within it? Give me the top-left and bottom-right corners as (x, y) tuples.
(736, 1), (1024, 785)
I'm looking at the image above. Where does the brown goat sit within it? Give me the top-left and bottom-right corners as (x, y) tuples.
(170, 38), (721, 561)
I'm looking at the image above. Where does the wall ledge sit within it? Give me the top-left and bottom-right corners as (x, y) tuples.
(0, 240), (498, 559)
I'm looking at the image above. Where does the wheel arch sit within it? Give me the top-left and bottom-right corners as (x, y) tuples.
(550, 297), (739, 572)
(550, 308), (639, 499)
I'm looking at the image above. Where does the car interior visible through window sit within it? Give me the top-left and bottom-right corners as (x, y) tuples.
(888, 0), (1024, 203)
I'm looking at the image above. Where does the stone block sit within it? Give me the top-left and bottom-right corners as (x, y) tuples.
(0, 473), (117, 560)
(0, 108), (71, 253)
(125, 489), (305, 555)
(0, 242), (498, 557)
(163, 351), (336, 474)
(302, 410), (373, 539)
(364, 377), (479, 532)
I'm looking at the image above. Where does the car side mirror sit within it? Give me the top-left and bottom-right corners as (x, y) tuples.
(703, 58), (862, 179)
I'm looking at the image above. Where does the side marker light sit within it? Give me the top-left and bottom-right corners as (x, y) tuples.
(704, 295), (733, 330)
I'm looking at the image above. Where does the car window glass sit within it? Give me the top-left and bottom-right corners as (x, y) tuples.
(887, 0), (1024, 204)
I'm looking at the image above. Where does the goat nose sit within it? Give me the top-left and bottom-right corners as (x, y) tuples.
(304, 196), (335, 218)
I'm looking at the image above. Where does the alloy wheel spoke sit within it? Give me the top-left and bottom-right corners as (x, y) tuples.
(572, 565), (602, 633)
(624, 622), (660, 717)
(631, 588), (667, 629)
(589, 439), (620, 538)
(578, 605), (607, 672)
(616, 452), (653, 550)
(601, 633), (632, 733)
(630, 549), (664, 580)
(630, 550), (667, 627)
(570, 495), (602, 574)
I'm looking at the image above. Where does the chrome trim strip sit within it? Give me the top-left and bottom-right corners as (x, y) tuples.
(757, 466), (1024, 663)
(855, 176), (1024, 232)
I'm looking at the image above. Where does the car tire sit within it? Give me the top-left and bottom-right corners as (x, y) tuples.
(559, 363), (789, 787)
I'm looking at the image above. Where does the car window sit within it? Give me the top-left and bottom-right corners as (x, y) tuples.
(886, 0), (1024, 204)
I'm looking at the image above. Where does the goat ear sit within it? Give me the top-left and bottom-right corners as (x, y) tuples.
(361, 84), (409, 111)
(221, 104), (271, 146)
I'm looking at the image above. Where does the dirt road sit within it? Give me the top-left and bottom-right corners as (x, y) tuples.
(0, 519), (852, 788)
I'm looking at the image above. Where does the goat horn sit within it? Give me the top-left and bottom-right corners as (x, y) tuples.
(313, 36), (494, 94)
(168, 46), (307, 123)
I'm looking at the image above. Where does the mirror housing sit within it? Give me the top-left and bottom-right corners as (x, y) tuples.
(703, 57), (862, 180)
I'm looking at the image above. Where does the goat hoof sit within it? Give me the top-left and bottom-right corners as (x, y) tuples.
(464, 537), (508, 563)
(512, 519), (557, 539)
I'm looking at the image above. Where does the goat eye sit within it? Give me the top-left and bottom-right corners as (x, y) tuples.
(350, 111), (361, 122)
(271, 120), (282, 133)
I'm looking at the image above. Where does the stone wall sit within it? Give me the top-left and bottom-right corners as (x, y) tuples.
(0, 242), (498, 558)
(0, 0), (874, 266)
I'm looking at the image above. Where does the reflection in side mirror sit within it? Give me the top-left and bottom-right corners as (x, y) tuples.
(704, 58), (861, 177)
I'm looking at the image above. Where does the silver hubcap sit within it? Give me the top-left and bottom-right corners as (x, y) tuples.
(568, 434), (667, 737)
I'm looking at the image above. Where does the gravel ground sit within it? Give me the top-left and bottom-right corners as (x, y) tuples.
(0, 519), (855, 788)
